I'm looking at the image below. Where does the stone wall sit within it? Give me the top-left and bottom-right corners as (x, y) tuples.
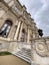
(0, 0), (39, 43)
(0, 37), (10, 52)
(31, 37), (49, 65)
(0, 35), (49, 65)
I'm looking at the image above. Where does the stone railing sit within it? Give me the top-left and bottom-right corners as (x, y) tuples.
(31, 37), (49, 65)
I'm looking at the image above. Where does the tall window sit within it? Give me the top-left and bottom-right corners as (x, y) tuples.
(21, 29), (25, 42)
(0, 20), (13, 37)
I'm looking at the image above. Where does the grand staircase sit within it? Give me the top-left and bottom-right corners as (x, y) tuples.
(14, 48), (31, 63)
(11, 42), (31, 63)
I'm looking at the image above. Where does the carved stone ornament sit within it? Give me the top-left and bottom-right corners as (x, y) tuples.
(35, 43), (49, 57)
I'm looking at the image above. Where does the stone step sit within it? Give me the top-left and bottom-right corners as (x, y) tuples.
(14, 52), (31, 63)
(12, 48), (31, 63)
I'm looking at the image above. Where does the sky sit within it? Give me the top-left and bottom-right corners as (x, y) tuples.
(19, 0), (49, 37)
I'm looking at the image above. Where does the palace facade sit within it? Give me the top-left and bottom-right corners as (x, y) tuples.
(0, 0), (49, 65)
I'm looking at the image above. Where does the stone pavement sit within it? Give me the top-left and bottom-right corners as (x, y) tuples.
(0, 55), (30, 65)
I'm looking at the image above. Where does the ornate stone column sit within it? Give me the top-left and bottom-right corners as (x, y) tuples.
(27, 27), (30, 44)
(14, 21), (22, 40)
(18, 22), (23, 41)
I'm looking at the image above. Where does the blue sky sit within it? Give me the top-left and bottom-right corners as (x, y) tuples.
(19, 0), (49, 37)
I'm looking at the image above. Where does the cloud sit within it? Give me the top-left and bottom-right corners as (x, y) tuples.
(19, 0), (49, 36)
(19, 0), (43, 17)
(41, 0), (49, 4)
(34, 3), (49, 36)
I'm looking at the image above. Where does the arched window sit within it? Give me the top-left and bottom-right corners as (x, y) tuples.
(21, 29), (25, 42)
(0, 20), (13, 37)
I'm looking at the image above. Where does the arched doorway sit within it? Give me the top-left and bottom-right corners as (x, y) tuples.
(0, 20), (13, 37)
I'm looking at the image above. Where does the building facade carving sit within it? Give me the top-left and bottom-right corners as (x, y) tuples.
(31, 37), (49, 65)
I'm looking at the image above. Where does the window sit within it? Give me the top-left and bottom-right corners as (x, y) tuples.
(21, 29), (25, 42)
(0, 20), (13, 37)
(0, 43), (2, 49)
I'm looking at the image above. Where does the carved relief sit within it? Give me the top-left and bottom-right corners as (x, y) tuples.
(33, 41), (49, 57)
(35, 42), (47, 57)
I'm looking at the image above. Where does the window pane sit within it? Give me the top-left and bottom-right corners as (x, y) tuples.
(0, 20), (12, 37)
(2, 24), (8, 31)
(6, 26), (10, 33)
(12, 4), (20, 14)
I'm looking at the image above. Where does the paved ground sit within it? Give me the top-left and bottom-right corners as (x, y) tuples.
(0, 55), (30, 65)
